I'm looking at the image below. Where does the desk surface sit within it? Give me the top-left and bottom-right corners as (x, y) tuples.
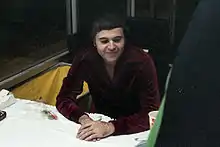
(0, 99), (149, 147)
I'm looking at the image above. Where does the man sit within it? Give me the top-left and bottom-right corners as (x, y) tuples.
(148, 0), (220, 146)
(56, 14), (160, 141)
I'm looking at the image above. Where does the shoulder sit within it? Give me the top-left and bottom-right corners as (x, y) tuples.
(126, 46), (158, 79)
(71, 46), (98, 65)
(124, 45), (153, 64)
(68, 47), (97, 75)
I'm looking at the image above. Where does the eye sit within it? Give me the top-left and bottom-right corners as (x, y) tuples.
(100, 39), (109, 44)
(112, 36), (123, 43)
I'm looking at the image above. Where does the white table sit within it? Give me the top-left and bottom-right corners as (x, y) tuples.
(0, 99), (150, 147)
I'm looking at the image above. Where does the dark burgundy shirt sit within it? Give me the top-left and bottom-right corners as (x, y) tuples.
(56, 45), (160, 135)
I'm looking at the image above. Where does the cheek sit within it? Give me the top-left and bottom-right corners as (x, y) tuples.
(96, 44), (107, 54)
(118, 43), (125, 49)
(116, 42), (125, 50)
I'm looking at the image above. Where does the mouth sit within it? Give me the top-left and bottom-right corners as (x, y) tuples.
(106, 52), (118, 57)
(106, 51), (118, 54)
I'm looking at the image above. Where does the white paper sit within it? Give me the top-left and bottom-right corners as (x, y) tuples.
(0, 89), (16, 110)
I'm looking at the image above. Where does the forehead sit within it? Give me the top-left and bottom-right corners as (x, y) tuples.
(96, 28), (124, 38)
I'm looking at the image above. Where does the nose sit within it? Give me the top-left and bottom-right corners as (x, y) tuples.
(108, 40), (116, 51)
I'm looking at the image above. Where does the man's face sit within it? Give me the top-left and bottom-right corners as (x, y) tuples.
(94, 28), (125, 64)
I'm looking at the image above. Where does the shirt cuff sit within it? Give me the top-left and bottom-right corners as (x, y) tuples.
(109, 120), (126, 135)
(70, 109), (87, 123)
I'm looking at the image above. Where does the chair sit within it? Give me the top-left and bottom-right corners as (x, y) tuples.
(12, 62), (89, 106)
(126, 17), (172, 99)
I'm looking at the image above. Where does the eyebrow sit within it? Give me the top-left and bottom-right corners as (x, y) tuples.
(98, 36), (123, 40)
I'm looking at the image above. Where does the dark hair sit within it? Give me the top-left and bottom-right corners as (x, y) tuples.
(91, 14), (126, 40)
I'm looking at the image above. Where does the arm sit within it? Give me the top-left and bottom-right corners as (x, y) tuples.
(110, 56), (160, 135)
(56, 54), (91, 123)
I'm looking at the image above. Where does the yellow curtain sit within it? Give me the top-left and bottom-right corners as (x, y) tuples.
(12, 65), (89, 106)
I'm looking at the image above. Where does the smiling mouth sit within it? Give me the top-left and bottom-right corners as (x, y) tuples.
(106, 53), (118, 57)
(106, 51), (118, 54)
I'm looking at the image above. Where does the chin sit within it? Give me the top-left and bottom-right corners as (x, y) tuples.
(105, 58), (117, 64)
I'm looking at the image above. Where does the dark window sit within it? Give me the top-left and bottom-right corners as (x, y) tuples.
(0, 0), (67, 81)
(135, 0), (173, 19)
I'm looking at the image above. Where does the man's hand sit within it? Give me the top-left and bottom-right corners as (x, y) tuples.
(76, 121), (115, 141)
(78, 114), (93, 125)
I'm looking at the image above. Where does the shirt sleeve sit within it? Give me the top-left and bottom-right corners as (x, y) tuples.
(110, 55), (160, 135)
(56, 54), (87, 123)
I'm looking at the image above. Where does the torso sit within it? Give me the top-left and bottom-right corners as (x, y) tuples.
(80, 45), (152, 118)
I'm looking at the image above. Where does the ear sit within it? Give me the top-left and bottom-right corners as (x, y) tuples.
(93, 38), (97, 47)
(93, 41), (96, 47)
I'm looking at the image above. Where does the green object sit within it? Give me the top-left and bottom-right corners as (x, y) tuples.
(146, 67), (172, 147)
(146, 97), (165, 147)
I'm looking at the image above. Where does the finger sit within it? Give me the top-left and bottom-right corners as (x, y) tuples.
(92, 138), (100, 142)
(78, 125), (92, 135)
(84, 134), (99, 141)
(77, 127), (92, 138)
(78, 122), (93, 132)
(78, 130), (95, 140)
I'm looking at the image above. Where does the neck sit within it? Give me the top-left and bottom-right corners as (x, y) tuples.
(105, 61), (116, 80)
(105, 61), (116, 68)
